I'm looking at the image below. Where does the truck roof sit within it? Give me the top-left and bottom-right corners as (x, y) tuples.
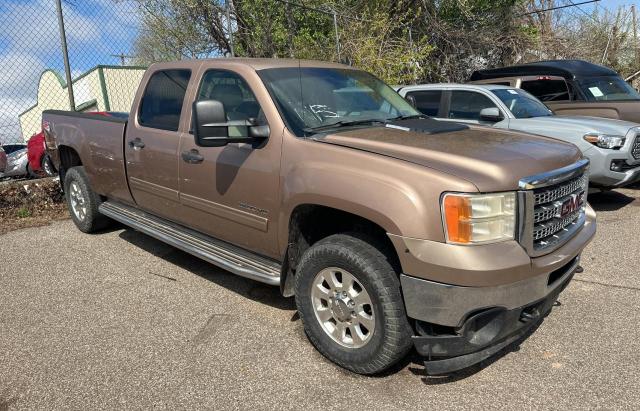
(469, 59), (618, 81)
(148, 57), (352, 71)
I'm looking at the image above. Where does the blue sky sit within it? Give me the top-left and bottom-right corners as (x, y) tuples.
(0, 0), (142, 141)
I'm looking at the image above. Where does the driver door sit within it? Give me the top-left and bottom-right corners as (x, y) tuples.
(177, 68), (283, 258)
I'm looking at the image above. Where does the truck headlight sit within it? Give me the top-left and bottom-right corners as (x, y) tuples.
(583, 133), (625, 149)
(442, 192), (516, 244)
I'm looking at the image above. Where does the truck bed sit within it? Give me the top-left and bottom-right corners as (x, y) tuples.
(43, 109), (134, 203)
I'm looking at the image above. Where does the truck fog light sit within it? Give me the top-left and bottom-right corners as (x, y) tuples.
(442, 192), (516, 244)
(610, 160), (624, 172)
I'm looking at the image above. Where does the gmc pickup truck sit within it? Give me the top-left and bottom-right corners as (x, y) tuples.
(43, 59), (596, 376)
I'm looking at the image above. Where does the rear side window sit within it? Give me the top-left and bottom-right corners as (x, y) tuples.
(139, 69), (191, 131)
(448, 91), (497, 120)
(520, 79), (569, 102)
(405, 90), (442, 116)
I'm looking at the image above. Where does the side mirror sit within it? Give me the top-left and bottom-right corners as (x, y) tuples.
(193, 99), (270, 147)
(479, 107), (503, 122)
(193, 100), (229, 147)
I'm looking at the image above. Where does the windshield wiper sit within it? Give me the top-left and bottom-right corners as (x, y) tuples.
(386, 114), (426, 121)
(303, 118), (387, 134)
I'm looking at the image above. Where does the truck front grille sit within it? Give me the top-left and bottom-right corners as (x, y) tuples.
(632, 134), (640, 160)
(531, 174), (587, 252)
(518, 159), (590, 257)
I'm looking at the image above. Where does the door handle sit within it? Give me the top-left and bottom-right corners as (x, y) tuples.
(181, 149), (204, 164)
(128, 138), (145, 150)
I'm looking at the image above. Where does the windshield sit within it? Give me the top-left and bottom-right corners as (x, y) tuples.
(578, 76), (640, 101)
(258, 67), (420, 136)
(491, 88), (553, 118)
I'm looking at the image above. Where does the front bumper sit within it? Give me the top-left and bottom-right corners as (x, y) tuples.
(409, 260), (577, 375)
(585, 146), (640, 188)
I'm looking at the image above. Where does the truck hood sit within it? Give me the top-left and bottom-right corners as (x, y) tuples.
(508, 115), (637, 137)
(313, 120), (582, 192)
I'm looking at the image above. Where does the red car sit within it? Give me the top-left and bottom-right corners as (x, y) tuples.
(27, 131), (56, 176)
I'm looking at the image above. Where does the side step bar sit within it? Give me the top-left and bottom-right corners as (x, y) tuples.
(99, 201), (282, 286)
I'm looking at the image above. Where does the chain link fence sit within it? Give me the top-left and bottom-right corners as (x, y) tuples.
(0, 0), (347, 149)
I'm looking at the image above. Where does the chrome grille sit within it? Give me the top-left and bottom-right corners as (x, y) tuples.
(632, 135), (640, 160)
(531, 173), (588, 252)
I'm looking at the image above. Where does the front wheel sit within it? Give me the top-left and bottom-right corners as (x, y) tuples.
(64, 166), (111, 233)
(41, 155), (56, 176)
(294, 233), (413, 375)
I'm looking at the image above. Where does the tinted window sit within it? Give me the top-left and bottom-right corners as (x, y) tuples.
(448, 91), (497, 120)
(491, 89), (552, 118)
(405, 90), (442, 116)
(520, 79), (569, 101)
(2, 144), (26, 154)
(578, 76), (640, 101)
(139, 69), (191, 131)
(197, 70), (261, 121)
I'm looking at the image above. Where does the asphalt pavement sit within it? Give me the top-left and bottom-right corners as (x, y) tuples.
(1, 187), (639, 410)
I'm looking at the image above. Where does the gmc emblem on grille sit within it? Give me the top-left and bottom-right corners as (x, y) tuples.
(557, 191), (585, 218)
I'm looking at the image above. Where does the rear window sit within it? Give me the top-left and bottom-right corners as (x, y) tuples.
(520, 79), (569, 102)
(405, 90), (442, 116)
(138, 69), (191, 131)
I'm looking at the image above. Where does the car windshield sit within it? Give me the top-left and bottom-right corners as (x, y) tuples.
(258, 67), (420, 136)
(491, 88), (553, 118)
(578, 76), (640, 101)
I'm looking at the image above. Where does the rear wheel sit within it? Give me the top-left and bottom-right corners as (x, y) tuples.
(294, 233), (413, 375)
(64, 166), (111, 233)
(41, 155), (55, 176)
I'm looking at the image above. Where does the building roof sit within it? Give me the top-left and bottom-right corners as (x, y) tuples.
(469, 59), (619, 81)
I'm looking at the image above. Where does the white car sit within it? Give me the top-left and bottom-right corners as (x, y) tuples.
(396, 83), (640, 188)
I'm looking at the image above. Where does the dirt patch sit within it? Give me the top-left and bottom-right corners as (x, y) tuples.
(0, 177), (69, 235)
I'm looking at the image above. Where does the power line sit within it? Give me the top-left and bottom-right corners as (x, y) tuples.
(520, 0), (601, 16)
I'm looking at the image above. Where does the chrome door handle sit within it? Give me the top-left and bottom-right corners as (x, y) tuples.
(128, 138), (145, 150)
(181, 149), (204, 164)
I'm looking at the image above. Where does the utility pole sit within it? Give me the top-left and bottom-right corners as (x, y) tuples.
(333, 11), (340, 61)
(110, 53), (134, 66)
(633, 5), (638, 66)
(225, 0), (235, 57)
(55, 0), (75, 111)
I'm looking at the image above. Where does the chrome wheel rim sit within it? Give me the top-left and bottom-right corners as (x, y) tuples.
(311, 267), (375, 349)
(69, 181), (87, 221)
(43, 159), (52, 176)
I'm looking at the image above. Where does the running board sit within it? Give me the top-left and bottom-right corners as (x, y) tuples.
(99, 201), (282, 286)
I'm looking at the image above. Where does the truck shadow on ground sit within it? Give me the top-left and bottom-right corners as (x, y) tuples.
(588, 190), (638, 211)
(114, 225), (552, 383)
(117, 228), (296, 312)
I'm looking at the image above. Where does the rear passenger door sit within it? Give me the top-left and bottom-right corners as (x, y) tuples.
(125, 68), (192, 221)
(403, 90), (444, 117)
(444, 90), (501, 125)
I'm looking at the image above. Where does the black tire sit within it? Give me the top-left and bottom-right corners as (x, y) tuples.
(26, 163), (39, 179)
(64, 166), (111, 233)
(41, 155), (56, 176)
(294, 233), (413, 375)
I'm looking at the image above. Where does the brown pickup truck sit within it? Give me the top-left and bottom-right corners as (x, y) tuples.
(470, 59), (640, 122)
(43, 58), (596, 376)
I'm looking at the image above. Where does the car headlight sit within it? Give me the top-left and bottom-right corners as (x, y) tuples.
(583, 133), (625, 149)
(442, 192), (516, 244)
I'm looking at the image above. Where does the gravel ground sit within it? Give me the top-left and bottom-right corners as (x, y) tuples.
(0, 187), (639, 410)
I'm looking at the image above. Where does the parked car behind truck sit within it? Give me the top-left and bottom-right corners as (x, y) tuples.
(43, 58), (595, 375)
(397, 83), (640, 188)
(469, 59), (640, 122)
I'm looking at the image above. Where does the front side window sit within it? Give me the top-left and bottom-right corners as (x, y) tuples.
(138, 69), (191, 131)
(258, 67), (420, 136)
(578, 76), (640, 101)
(491, 89), (553, 118)
(520, 79), (569, 101)
(448, 91), (497, 120)
(197, 70), (263, 121)
(405, 90), (442, 116)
